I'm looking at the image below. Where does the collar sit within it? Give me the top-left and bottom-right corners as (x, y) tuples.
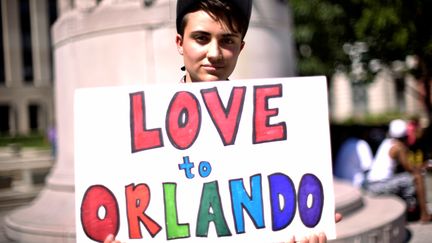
(180, 75), (186, 83)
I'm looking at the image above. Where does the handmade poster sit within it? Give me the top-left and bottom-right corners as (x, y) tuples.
(74, 76), (336, 242)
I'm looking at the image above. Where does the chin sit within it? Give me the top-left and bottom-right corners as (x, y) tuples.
(199, 74), (225, 82)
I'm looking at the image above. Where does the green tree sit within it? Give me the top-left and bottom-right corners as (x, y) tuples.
(290, 0), (350, 78)
(352, 0), (432, 120)
(291, 0), (432, 120)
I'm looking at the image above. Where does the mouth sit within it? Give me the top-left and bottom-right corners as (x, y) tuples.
(202, 64), (224, 71)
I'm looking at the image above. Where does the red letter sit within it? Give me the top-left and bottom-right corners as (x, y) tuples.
(253, 84), (286, 144)
(81, 185), (119, 242)
(130, 92), (163, 152)
(166, 91), (201, 149)
(126, 183), (162, 239)
(201, 87), (246, 145)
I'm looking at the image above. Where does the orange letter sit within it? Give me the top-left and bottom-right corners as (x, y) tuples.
(126, 183), (162, 238)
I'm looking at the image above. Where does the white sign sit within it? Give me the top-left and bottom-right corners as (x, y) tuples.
(74, 77), (336, 242)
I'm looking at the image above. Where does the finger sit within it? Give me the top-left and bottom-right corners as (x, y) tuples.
(335, 212), (343, 223)
(299, 236), (309, 243)
(287, 235), (296, 243)
(104, 234), (114, 243)
(309, 234), (319, 243)
(318, 232), (327, 243)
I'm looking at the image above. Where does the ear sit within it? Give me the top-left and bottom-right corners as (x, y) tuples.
(240, 41), (245, 52)
(176, 34), (184, 55)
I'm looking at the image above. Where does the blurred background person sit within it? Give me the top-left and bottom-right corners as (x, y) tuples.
(366, 119), (432, 223)
(334, 126), (373, 188)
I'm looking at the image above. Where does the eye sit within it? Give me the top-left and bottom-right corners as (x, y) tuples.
(192, 34), (209, 44)
(221, 36), (241, 46)
(221, 38), (235, 45)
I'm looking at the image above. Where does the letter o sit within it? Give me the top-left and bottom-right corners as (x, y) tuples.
(298, 174), (324, 227)
(81, 185), (120, 242)
(198, 161), (212, 178)
(166, 91), (201, 150)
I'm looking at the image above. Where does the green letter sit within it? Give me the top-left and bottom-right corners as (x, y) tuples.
(163, 183), (190, 239)
(196, 181), (232, 237)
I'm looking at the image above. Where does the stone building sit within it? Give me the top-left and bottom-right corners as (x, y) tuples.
(0, 0), (57, 136)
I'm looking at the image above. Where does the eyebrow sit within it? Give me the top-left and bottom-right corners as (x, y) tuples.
(221, 33), (242, 38)
(189, 31), (241, 38)
(189, 30), (210, 36)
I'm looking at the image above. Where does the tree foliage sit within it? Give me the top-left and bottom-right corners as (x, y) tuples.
(290, 0), (349, 77)
(290, 0), (432, 119)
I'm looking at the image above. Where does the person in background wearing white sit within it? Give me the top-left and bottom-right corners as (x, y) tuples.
(366, 119), (432, 223)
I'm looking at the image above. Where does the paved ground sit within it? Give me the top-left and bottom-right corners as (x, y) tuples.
(405, 171), (432, 243)
(0, 206), (16, 243)
(407, 221), (432, 243)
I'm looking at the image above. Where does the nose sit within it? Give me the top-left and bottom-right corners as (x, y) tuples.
(207, 40), (222, 62)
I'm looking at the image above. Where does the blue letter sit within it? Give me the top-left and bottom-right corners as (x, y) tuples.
(198, 161), (212, 178)
(268, 173), (296, 231)
(178, 156), (195, 179)
(298, 174), (323, 227)
(229, 174), (264, 234)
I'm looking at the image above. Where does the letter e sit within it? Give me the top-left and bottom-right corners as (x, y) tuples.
(253, 84), (287, 144)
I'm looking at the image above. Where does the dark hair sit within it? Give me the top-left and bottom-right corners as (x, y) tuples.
(177, 0), (250, 39)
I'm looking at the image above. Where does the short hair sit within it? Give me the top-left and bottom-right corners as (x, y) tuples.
(176, 0), (252, 39)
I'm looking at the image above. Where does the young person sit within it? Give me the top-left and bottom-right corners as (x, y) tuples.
(175, 0), (250, 83)
(104, 1), (340, 242)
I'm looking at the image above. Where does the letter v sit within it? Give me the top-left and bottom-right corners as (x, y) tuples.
(201, 86), (246, 146)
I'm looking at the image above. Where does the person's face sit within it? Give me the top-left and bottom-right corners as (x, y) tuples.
(176, 10), (245, 82)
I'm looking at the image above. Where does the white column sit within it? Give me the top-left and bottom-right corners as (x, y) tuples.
(30, 0), (51, 87)
(1, 0), (23, 87)
(331, 72), (353, 121)
(405, 75), (421, 115)
(368, 70), (397, 115)
(17, 100), (30, 135)
(8, 105), (17, 136)
(232, 0), (296, 79)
